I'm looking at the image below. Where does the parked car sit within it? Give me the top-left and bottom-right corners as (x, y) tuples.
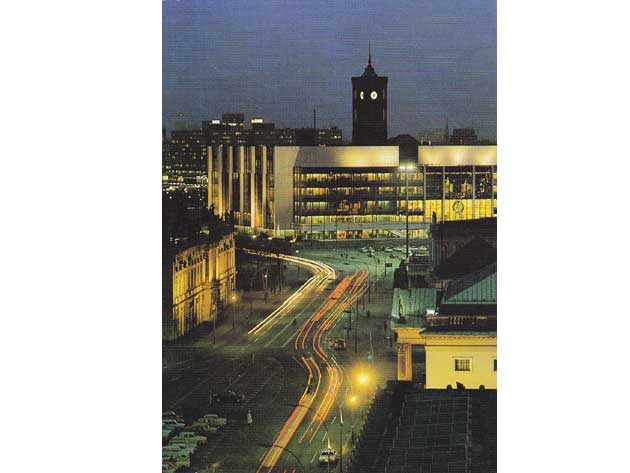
(210, 390), (245, 404)
(172, 431), (207, 445)
(162, 446), (190, 462)
(168, 442), (196, 456)
(360, 247), (368, 253)
(163, 419), (185, 430)
(200, 414), (227, 427)
(319, 448), (339, 466)
(384, 247), (393, 252)
(162, 450), (190, 469)
(169, 441), (196, 455)
(162, 460), (178, 473)
(191, 422), (219, 434)
(332, 339), (346, 351)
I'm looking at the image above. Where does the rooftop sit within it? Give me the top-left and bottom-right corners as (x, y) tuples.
(442, 262), (497, 305)
(391, 287), (437, 320)
(434, 236), (497, 280)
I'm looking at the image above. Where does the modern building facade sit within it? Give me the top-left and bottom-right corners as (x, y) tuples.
(163, 116), (342, 205)
(209, 144), (497, 239)
(162, 233), (236, 340)
(162, 128), (209, 204)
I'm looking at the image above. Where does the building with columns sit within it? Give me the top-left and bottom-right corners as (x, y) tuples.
(208, 144), (497, 239)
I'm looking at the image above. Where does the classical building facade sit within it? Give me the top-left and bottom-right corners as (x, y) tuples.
(208, 144), (497, 239)
(162, 233), (236, 340)
(392, 261), (497, 389)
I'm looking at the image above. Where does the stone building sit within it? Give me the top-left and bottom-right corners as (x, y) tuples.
(162, 233), (236, 340)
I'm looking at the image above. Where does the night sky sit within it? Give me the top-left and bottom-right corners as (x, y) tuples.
(163, 0), (496, 141)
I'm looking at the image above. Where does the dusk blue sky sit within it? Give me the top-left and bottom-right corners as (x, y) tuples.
(163, 0), (496, 141)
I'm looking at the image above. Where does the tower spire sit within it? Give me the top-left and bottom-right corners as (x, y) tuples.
(368, 41), (372, 65)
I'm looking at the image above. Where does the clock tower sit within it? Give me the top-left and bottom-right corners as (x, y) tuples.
(352, 47), (388, 145)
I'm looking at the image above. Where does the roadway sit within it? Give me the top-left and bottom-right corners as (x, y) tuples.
(163, 243), (411, 472)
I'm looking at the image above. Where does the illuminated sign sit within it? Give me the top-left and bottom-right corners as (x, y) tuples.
(211, 119), (220, 124)
(251, 118), (264, 124)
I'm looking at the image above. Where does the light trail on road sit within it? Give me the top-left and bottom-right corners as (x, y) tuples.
(245, 250), (336, 340)
(256, 267), (369, 473)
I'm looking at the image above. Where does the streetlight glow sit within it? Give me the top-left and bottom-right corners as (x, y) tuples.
(358, 373), (368, 385)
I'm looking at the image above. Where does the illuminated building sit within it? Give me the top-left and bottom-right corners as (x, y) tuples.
(162, 128), (209, 206)
(162, 233), (236, 340)
(208, 144), (497, 239)
(392, 258), (496, 389)
(163, 116), (342, 204)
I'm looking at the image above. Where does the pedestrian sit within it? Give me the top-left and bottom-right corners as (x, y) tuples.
(247, 409), (253, 425)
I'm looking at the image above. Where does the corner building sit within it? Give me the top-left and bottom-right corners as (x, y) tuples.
(209, 144), (497, 240)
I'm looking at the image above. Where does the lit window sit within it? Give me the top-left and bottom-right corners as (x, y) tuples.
(454, 359), (471, 371)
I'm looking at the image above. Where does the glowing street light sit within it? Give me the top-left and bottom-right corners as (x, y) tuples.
(358, 373), (369, 386)
(231, 293), (237, 329)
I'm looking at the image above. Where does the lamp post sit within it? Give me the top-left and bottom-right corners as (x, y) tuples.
(339, 403), (344, 473)
(295, 249), (300, 278)
(348, 394), (358, 447)
(231, 293), (237, 329)
(399, 164), (416, 258)
(257, 443), (308, 473)
(289, 403), (333, 473)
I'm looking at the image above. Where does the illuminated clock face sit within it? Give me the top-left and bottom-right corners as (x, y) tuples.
(370, 91), (378, 100)
(360, 91), (364, 100)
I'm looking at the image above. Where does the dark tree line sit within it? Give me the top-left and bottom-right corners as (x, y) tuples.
(163, 190), (234, 245)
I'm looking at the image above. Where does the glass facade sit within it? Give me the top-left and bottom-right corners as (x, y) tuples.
(294, 164), (497, 238)
(294, 167), (425, 239)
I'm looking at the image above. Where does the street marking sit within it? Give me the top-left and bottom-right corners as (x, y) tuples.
(310, 450), (319, 463)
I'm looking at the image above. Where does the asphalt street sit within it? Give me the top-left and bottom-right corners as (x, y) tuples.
(163, 242), (422, 472)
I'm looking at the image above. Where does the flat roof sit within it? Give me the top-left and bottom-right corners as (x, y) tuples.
(419, 145), (497, 166)
(292, 146), (399, 168)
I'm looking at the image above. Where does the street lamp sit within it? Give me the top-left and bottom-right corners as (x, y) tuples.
(399, 164), (417, 258)
(231, 293), (237, 329)
(288, 403), (333, 473)
(347, 394), (358, 447)
(257, 443), (308, 473)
